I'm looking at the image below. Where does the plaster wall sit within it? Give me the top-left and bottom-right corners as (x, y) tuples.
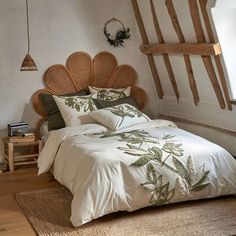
(215, 0), (236, 8)
(0, 0), (159, 160)
(212, 5), (236, 99)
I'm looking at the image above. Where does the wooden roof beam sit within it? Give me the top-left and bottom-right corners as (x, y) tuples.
(188, 0), (226, 109)
(131, 0), (164, 99)
(140, 43), (221, 56)
(165, 0), (200, 106)
(150, 0), (180, 102)
(199, 0), (232, 111)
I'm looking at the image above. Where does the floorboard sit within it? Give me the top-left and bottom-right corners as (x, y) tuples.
(0, 167), (61, 236)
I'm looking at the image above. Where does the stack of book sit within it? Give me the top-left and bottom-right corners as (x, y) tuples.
(9, 133), (36, 143)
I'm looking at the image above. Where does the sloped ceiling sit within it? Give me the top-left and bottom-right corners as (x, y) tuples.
(133, 0), (236, 132)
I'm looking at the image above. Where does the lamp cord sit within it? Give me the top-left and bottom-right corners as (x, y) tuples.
(26, 0), (30, 54)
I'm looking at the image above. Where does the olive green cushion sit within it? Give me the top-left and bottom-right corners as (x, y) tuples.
(39, 90), (89, 131)
(93, 96), (138, 109)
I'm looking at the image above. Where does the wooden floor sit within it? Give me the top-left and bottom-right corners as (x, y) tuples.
(0, 167), (61, 236)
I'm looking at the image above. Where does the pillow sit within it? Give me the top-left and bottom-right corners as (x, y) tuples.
(39, 90), (88, 131)
(89, 104), (150, 131)
(89, 86), (131, 102)
(53, 95), (97, 127)
(93, 96), (138, 109)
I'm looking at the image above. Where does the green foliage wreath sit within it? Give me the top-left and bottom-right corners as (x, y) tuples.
(104, 18), (130, 47)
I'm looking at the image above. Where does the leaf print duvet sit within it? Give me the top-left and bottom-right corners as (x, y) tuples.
(38, 120), (236, 227)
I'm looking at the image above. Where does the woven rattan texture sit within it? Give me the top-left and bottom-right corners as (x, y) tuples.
(32, 51), (147, 117)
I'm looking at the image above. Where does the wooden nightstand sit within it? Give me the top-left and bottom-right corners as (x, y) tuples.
(3, 138), (43, 172)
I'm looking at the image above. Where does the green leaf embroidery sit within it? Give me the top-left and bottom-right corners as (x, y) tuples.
(172, 156), (191, 186)
(105, 104), (149, 127)
(132, 155), (153, 166)
(148, 147), (163, 160)
(101, 130), (159, 144)
(125, 113), (136, 118)
(163, 143), (184, 156)
(99, 128), (210, 203)
(187, 156), (195, 180)
(162, 135), (176, 140)
(110, 110), (123, 117)
(191, 170), (210, 189)
(191, 183), (209, 192)
(95, 88), (127, 101)
(75, 103), (81, 112)
(118, 144), (147, 156)
(88, 98), (95, 111)
(125, 104), (149, 120)
(141, 182), (156, 192)
(147, 163), (158, 183)
(167, 189), (175, 200)
(63, 96), (96, 113)
(141, 164), (175, 206)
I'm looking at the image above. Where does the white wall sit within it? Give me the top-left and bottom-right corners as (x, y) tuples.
(212, 6), (236, 99)
(215, 0), (236, 8)
(0, 0), (159, 160)
(137, 0), (236, 155)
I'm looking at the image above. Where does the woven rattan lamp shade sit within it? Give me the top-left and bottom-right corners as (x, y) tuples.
(20, 54), (37, 71)
(20, 0), (37, 71)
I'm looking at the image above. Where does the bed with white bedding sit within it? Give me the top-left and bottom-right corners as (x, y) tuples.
(38, 119), (236, 227)
(33, 51), (236, 227)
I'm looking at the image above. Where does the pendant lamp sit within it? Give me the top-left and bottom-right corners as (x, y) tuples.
(20, 0), (37, 71)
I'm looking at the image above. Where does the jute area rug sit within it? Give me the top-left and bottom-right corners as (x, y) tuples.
(15, 187), (236, 236)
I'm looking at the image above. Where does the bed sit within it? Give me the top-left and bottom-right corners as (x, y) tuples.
(33, 51), (236, 227)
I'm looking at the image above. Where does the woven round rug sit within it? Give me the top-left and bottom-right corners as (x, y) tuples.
(15, 187), (236, 236)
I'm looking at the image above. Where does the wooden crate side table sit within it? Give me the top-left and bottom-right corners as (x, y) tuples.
(3, 138), (43, 172)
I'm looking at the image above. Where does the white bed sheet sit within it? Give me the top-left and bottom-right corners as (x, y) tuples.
(40, 121), (50, 143)
(38, 120), (236, 227)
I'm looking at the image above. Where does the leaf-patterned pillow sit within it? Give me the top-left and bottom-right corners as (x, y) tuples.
(89, 104), (150, 130)
(53, 95), (97, 127)
(89, 86), (131, 102)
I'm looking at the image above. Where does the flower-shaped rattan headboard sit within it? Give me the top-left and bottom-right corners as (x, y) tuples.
(32, 51), (147, 124)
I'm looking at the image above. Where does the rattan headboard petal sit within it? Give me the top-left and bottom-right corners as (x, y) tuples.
(66, 52), (92, 90)
(32, 51), (147, 119)
(93, 52), (118, 87)
(43, 64), (80, 94)
(108, 65), (137, 88)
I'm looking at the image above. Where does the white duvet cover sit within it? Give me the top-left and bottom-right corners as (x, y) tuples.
(38, 120), (236, 227)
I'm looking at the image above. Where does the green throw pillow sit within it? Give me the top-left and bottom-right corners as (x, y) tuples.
(93, 96), (138, 109)
(39, 90), (89, 131)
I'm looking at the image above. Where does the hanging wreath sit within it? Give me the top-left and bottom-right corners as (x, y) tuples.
(104, 18), (130, 47)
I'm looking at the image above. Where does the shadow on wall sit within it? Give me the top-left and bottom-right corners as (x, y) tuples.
(0, 102), (39, 162)
(21, 103), (39, 131)
(0, 103), (37, 137)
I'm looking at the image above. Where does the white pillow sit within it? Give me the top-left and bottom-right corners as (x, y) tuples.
(53, 95), (97, 127)
(89, 104), (150, 131)
(89, 86), (131, 102)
